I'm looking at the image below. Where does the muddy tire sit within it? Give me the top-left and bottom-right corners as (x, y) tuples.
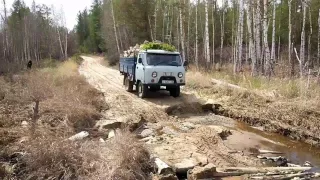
(170, 86), (180, 98)
(124, 76), (134, 92)
(138, 82), (148, 98)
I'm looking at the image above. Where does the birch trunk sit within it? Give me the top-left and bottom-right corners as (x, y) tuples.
(111, 0), (120, 54)
(212, 0), (216, 67)
(187, 1), (191, 62)
(271, 0), (276, 62)
(220, 0), (225, 68)
(318, 9), (320, 67)
(65, 29), (68, 59)
(263, 0), (271, 77)
(195, 0), (199, 69)
(289, 0), (293, 76)
(307, 7), (312, 67)
(253, 0), (261, 74)
(247, 0), (257, 76)
(205, 0), (210, 67)
(300, 1), (307, 77)
(179, 0), (186, 62)
(154, 0), (158, 40)
(235, 0), (244, 73)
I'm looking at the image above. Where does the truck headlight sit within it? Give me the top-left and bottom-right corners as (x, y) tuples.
(152, 72), (157, 78)
(178, 72), (183, 78)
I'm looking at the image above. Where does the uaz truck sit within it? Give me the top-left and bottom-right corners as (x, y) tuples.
(119, 49), (187, 98)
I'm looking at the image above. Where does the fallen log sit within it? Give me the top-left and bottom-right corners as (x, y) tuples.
(250, 172), (314, 180)
(214, 167), (312, 177)
(68, 131), (89, 141)
(154, 158), (174, 175)
(211, 79), (246, 90)
(258, 149), (283, 155)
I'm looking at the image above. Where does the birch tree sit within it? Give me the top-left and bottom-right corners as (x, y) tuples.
(111, 0), (120, 54)
(299, 0), (307, 77)
(179, 0), (186, 62)
(318, 9), (320, 67)
(195, 0), (199, 69)
(204, 0), (210, 67)
(263, 0), (271, 77)
(235, 0), (244, 73)
(219, 0), (225, 67)
(253, 0), (261, 74)
(271, 0), (276, 63)
(288, 0), (293, 76)
(247, 0), (257, 76)
(212, 0), (216, 66)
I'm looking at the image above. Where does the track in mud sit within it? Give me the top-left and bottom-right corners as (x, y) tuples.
(79, 56), (320, 178)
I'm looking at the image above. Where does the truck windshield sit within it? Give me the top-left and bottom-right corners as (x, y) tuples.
(146, 53), (182, 66)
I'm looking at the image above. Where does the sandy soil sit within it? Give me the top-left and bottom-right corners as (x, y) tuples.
(78, 56), (291, 170)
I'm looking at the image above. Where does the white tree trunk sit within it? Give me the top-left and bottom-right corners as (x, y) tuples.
(235, 0), (244, 73)
(195, 0), (199, 69)
(179, 2), (185, 62)
(247, 0), (257, 76)
(111, 0), (120, 54)
(307, 7), (312, 68)
(263, 0), (271, 77)
(212, 0), (215, 66)
(220, 0), (225, 67)
(300, 1), (307, 77)
(205, 0), (210, 67)
(289, 0), (293, 75)
(253, 0), (261, 74)
(318, 9), (320, 67)
(271, 0), (276, 62)
(154, 0), (158, 40)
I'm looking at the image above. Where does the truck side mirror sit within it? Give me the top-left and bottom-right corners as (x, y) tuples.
(183, 61), (189, 66)
(138, 58), (142, 64)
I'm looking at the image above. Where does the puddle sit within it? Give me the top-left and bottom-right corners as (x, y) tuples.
(182, 114), (320, 171)
(237, 122), (320, 170)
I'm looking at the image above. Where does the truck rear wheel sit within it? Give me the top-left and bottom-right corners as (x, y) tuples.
(138, 82), (148, 98)
(170, 86), (180, 98)
(124, 76), (134, 92)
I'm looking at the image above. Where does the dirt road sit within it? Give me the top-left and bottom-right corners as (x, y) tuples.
(79, 56), (318, 178)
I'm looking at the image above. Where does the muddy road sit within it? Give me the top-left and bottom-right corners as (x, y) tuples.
(79, 56), (320, 179)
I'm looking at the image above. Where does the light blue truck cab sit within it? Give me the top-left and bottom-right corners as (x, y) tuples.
(119, 49), (188, 98)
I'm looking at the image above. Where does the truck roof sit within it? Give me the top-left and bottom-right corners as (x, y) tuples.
(139, 49), (180, 55)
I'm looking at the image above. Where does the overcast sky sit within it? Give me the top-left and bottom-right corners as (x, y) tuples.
(3, 0), (223, 30)
(5, 0), (93, 29)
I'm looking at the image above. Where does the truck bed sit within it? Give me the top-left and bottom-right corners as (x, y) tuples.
(119, 57), (136, 76)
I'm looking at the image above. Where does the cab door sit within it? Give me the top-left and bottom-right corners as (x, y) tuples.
(135, 53), (145, 83)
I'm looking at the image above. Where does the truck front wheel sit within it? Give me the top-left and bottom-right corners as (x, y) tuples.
(124, 76), (134, 92)
(138, 82), (148, 98)
(169, 86), (180, 98)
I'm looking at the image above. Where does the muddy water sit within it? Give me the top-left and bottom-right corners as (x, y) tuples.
(183, 113), (320, 170)
(236, 122), (320, 170)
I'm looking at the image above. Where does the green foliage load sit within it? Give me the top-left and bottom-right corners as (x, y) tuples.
(140, 42), (176, 52)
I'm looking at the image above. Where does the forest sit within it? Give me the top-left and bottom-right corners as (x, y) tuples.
(77, 0), (320, 79)
(1, 0), (320, 79)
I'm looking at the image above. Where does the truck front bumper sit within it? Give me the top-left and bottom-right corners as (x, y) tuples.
(145, 83), (185, 87)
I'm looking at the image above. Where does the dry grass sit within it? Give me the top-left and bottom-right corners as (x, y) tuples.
(0, 59), (153, 179)
(4, 130), (151, 180)
(186, 66), (320, 146)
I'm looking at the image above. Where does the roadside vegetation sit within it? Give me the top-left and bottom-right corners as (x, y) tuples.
(186, 65), (320, 146)
(0, 57), (151, 179)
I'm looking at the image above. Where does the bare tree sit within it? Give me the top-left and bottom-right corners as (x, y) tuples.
(212, 0), (216, 67)
(179, 0), (186, 62)
(271, 0), (276, 63)
(247, 0), (257, 76)
(195, 0), (199, 69)
(299, 0), (307, 77)
(205, 0), (210, 67)
(263, 0), (271, 77)
(219, 0), (225, 68)
(111, 0), (120, 54)
(289, 0), (293, 76)
(235, 0), (244, 73)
